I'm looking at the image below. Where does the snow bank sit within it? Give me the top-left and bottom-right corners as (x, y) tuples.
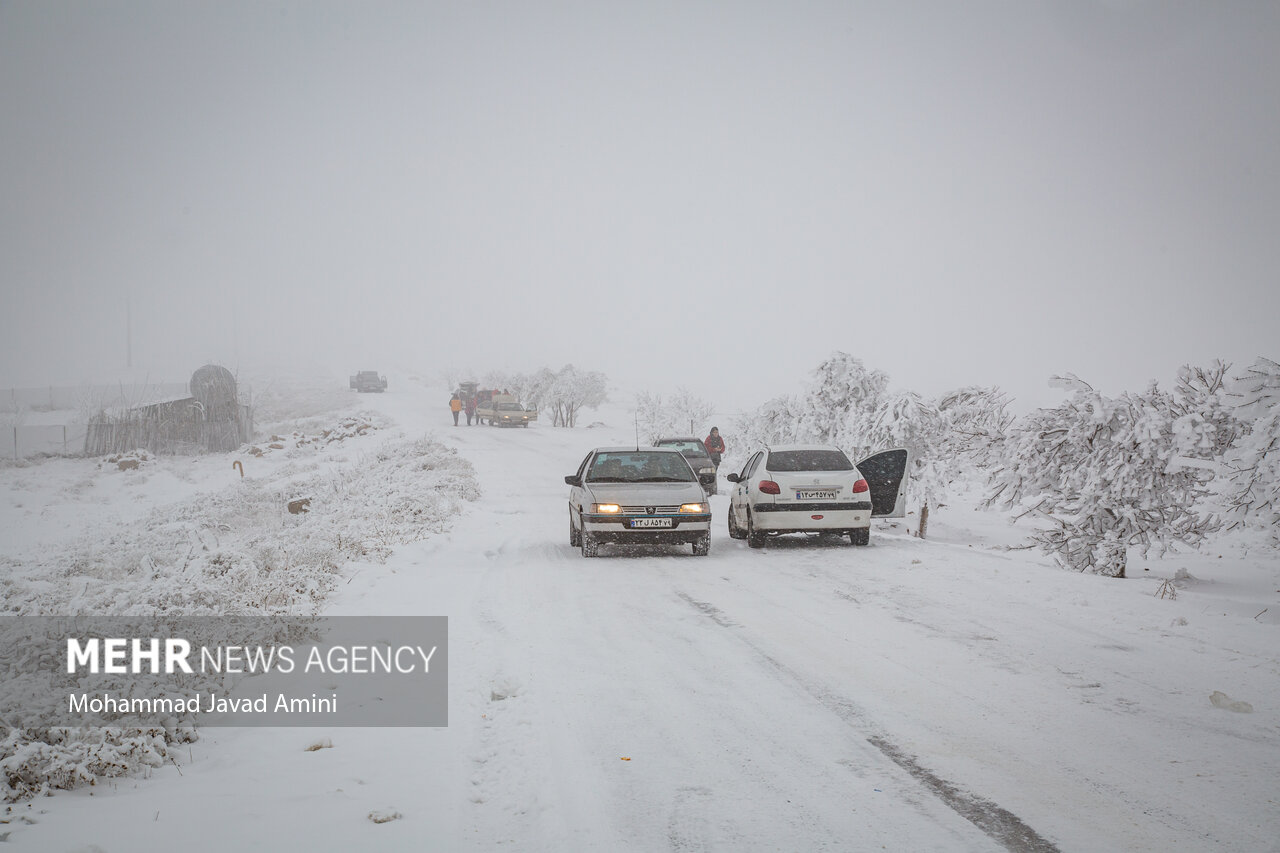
(0, 419), (479, 801)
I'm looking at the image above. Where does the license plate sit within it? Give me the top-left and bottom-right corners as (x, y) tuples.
(630, 518), (674, 529)
(795, 490), (836, 500)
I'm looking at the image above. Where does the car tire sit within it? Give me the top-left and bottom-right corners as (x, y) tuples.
(580, 525), (599, 558)
(569, 511), (580, 547)
(746, 511), (765, 549)
(692, 533), (710, 556)
(849, 527), (870, 546)
(727, 506), (745, 540)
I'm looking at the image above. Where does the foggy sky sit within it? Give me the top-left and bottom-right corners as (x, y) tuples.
(2, 0), (1277, 413)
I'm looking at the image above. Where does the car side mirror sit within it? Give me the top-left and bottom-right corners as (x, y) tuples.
(565, 475), (582, 486)
(725, 473), (741, 483)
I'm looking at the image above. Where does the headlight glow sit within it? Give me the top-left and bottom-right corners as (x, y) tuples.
(593, 503), (621, 513)
(680, 503), (709, 513)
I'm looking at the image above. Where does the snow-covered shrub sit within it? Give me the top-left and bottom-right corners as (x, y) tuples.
(0, 427), (478, 801)
(1223, 357), (1280, 541)
(984, 375), (1219, 577)
(936, 385), (1014, 474)
(634, 388), (715, 443)
(545, 365), (607, 427)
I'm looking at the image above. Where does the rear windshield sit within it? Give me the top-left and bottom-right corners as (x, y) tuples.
(767, 449), (854, 472)
(586, 451), (696, 483)
(657, 439), (710, 458)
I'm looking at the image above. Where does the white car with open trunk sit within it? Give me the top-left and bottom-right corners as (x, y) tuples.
(725, 445), (909, 547)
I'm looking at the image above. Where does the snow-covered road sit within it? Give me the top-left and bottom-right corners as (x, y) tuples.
(16, 378), (1280, 851)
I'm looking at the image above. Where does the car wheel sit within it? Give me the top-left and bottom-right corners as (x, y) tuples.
(580, 523), (599, 558)
(746, 511), (765, 549)
(569, 510), (580, 547)
(727, 506), (745, 540)
(692, 533), (710, 556)
(849, 527), (870, 546)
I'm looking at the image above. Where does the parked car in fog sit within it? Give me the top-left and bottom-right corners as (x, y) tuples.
(726, 445), (908, 547)
(565, 447), (712, 557)
(349, 371), (387, 392)
(653, 436), (719, 494)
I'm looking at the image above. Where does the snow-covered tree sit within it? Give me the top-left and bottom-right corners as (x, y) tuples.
(936, 385), (1014, 474)
(796, 352), (889, 446)
(730, 395), (802, 472)
(545, 365), (607, 427)
(1223, 357), (1280, 541)
(635, 388), (715, 443)
(1169, 360), (1241, 461)
(984, 374), (1219, 577)
(860, 391), (945, 536)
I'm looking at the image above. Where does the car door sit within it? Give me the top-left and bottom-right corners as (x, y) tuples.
(856, 448), (911, 517)
(730, 451), (763, 525)
(568, 452), (594, 523)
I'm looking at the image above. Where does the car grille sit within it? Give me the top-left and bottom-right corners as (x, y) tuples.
(621, 506), (681, 515)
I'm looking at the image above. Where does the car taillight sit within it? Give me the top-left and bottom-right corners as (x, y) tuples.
(759, 480), (781, 495)
(852, 479), (869, 493)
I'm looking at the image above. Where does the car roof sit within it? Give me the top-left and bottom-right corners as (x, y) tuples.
(764, 444), (847, 453)
(592, 446), (684, 454)
(654, 436), (705, 444)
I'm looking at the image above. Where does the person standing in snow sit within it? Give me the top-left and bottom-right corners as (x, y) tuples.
(450, 394), (462, 426)
(704, 426), (725, 470)
(464, 395), (477, 426)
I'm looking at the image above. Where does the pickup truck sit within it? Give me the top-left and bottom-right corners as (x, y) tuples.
(349, 371), (388, 393)
(477, 396), (537, 427)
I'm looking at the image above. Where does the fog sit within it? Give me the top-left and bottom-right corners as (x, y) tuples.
(2, 1), (1277, 412)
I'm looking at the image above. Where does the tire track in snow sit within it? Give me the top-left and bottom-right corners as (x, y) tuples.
(674, 590), (1061, 853)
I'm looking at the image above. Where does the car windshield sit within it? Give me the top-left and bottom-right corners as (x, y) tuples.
(657, 440), (710, 458)
(767, 449), (854, 472)
(496, 402), (524, 411)
(586, 452), (696, 483)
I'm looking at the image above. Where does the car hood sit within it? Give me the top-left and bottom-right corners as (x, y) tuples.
(583, 482), (706, 505)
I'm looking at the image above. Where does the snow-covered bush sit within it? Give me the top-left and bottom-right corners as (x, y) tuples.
(0, 426), (479, 801)
(545, 365), (607, 427)
(936, 385), (1015, 473)
(1223, 357), (1280, 541)
(984, 375), (1219, 577)
(462, 365), (608, 427)
(634, 388), (715, 443)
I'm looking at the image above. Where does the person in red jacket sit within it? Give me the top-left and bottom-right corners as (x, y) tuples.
(704, 427), (725, 470)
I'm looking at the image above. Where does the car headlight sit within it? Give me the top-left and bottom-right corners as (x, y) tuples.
(592, 503), (621, 513)
(698, 467), (715, 475)
(680, 502), (709, 513)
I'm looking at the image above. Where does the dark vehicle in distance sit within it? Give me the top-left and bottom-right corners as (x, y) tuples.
(653, 436), (719, 494)
(349, 371), (387, 392)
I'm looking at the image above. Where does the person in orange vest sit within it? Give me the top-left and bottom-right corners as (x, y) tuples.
(450, 394), (462, 426)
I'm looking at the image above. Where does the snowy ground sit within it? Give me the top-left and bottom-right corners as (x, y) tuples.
(2, 373), (1278, 851)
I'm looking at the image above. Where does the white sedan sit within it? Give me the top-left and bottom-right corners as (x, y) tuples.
(725, 445), (909, 547)
(566, 447), (713, 557)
